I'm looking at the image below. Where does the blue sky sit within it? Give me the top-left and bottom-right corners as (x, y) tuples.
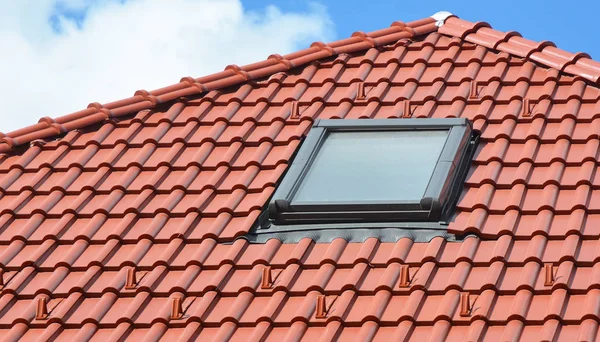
(245, 0), (600, 59)
(2, 0), (599, 132)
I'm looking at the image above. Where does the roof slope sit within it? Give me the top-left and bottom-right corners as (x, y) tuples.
(1, 12), (600, 341)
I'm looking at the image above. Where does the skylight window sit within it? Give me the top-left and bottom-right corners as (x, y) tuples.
(267, 118), (476, 226)
(292, 130), (448, 203)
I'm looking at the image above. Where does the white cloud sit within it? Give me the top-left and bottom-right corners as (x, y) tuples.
(0, 0), (334, 132)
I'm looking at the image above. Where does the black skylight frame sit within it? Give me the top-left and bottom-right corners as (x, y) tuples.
(267, 118), (474, 225)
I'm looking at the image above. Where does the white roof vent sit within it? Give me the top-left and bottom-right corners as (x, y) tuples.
(431, 11), (454, 27)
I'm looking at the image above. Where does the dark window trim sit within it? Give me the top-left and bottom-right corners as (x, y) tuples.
(268, 118), (475, 225)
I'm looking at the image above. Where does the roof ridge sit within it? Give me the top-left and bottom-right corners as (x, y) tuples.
(0, 16), (438, 153)
(3, 13), (600, 153)
(439, 17), (600, 83)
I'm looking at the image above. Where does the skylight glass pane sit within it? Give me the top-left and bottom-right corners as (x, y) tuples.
(293, 130), (448, 203)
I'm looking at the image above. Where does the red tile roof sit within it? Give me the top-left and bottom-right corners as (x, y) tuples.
(1, 12), (600, 341)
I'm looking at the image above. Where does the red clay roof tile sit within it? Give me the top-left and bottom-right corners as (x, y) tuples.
(2, 11), (600, 341)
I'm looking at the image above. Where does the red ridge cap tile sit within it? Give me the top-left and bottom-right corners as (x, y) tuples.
(442, 16), (600, 84)
(3, 14), (600, 153)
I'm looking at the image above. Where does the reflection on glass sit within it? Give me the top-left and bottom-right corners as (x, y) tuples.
(293, 130), (448, 203)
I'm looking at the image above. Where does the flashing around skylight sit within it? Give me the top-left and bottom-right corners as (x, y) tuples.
(248, 118), (478, 243)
